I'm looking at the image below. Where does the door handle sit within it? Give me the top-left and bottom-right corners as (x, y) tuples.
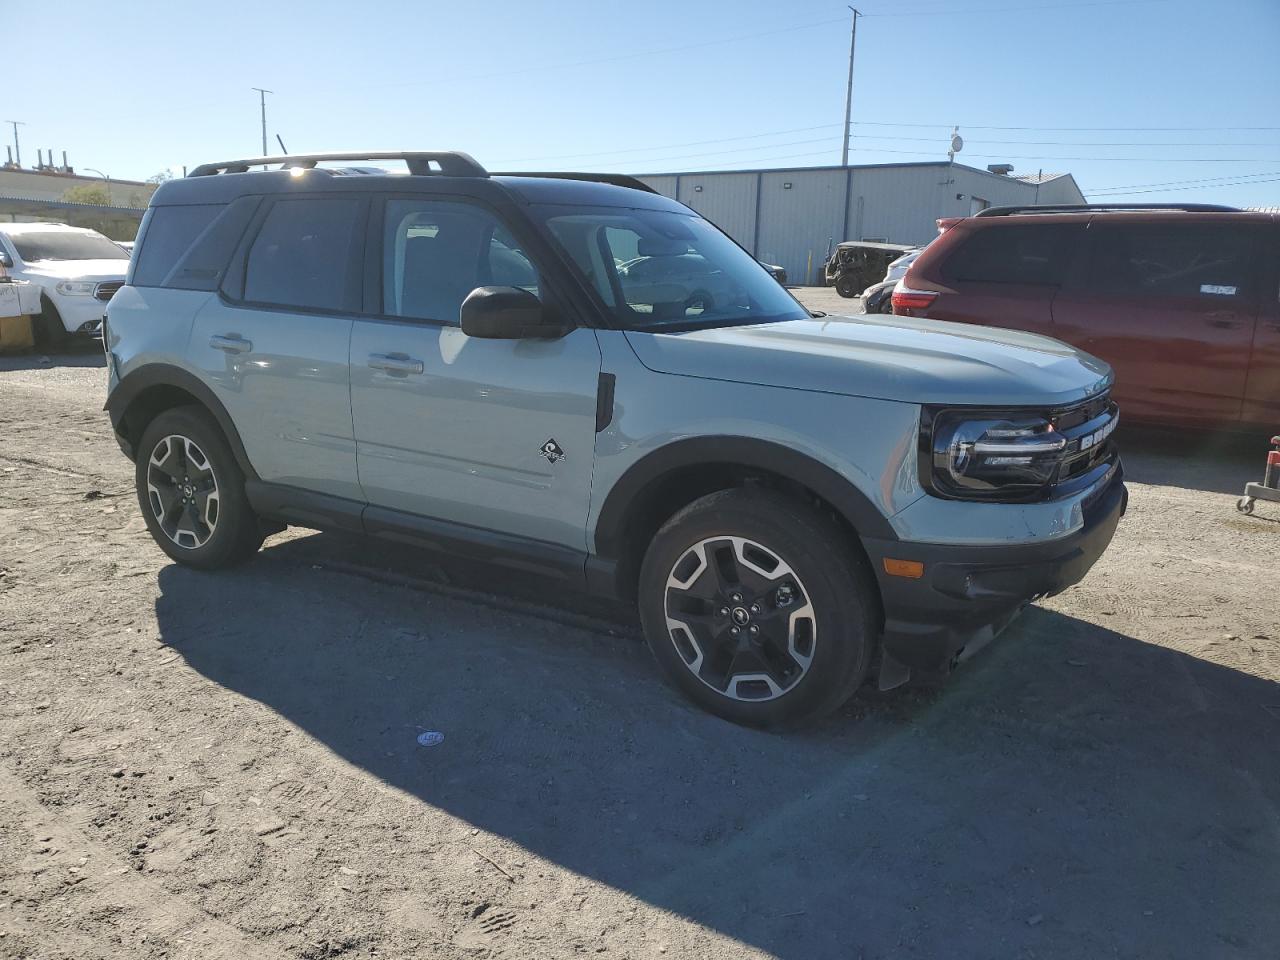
(368, 353), (424, 375)
(209, 334), (252, 354)
(1206, 318), (1240, 330)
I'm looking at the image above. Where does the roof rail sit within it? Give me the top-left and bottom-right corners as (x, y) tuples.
(491, 171), (657, 194)
(187, 151), (488, 178)
(974, 202), (1239, 218)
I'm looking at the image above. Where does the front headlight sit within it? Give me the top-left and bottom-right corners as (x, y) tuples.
(55, 280), (97, 296)
(925, 409), (1069, 501)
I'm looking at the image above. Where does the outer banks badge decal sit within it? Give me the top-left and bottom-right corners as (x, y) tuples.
(540, 439), (566, 464)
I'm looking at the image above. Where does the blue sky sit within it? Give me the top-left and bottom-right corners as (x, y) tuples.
(10, 0), (1279, 204)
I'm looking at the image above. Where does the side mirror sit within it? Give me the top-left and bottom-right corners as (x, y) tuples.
(0, 251), (12, 269)
(460, 286), (566, 339)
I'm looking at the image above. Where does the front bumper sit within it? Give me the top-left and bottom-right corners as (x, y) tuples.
(47, 291), (109, 335)
(862, 472), (1127, 680)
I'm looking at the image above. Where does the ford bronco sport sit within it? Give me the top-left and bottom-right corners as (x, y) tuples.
(104, 151), (1125, 728)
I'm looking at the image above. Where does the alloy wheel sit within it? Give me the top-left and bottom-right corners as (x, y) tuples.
(664, 536), (817, 702)
(145, 434), (220, 549)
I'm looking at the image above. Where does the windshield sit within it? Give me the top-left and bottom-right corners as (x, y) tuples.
(7, 230), (130, 262)
(540, 206), (807, 331)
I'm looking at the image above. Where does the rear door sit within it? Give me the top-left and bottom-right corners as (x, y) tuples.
(1243, 220), (1280, 425)
(349, 195), (602, 554)
(188, 194), (365, 501)
(929, 221), (1082, 336)
(1052, 219), (1261, 426)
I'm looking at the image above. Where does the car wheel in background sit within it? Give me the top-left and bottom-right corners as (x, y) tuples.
(835, 275), (859, 298)
(135, 406), (265, 570)
(638, 488), (877, 728)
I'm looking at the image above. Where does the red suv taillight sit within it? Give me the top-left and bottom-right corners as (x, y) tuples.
(891, 287), (938, 316)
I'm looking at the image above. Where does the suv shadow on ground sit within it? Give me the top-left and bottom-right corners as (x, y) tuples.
(154, 534), (1280, 959)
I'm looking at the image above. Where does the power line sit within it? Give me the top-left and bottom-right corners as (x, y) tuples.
(851, 134), (1280, 147)
(1087, 177), (1280, 197)
(862, 0), (1170, 16)
(852, 120), (1280, 132)
(378, 16), (847, 88)
(1086, 170), (1280, 192)
(502, 123), (842, 163)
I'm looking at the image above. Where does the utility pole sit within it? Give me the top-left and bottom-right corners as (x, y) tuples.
(251, 88), (273, 155)
(840, 8), (860, 167)
(4, 120), (25, 168)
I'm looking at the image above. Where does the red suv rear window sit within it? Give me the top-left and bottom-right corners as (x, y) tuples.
(941, 223), (1082, 286)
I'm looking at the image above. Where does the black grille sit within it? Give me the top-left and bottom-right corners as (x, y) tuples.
(1050, 392), (1119, 495)
(94, 281), (124, 302)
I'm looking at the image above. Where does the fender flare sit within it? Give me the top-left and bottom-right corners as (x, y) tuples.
(592, 435), (899, 561)
(105, 364), (258, 479)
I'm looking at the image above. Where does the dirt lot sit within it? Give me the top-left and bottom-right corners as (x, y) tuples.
(2, 325), (1279, 960)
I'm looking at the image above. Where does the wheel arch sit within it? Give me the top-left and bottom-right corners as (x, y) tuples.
(592, 436), (896, 603)
(106, 365), (258, 479)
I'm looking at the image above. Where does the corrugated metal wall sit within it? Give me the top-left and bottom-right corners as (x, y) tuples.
(637, 162), (1085, 284)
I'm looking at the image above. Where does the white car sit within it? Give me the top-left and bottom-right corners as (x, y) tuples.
(0, 222), (130, 343)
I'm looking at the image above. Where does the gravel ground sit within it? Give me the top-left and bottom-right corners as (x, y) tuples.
(2, 321), (1278, 960)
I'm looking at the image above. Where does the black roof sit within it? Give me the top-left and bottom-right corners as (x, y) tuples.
(156, 151), (685, 213)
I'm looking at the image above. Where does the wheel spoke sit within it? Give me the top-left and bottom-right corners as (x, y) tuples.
(149, 438), (185, 481)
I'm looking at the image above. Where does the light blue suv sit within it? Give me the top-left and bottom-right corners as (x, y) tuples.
(104, 151), (1125, 727)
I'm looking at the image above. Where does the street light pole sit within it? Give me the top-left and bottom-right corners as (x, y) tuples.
(84, 168), (112, 206)
(251, 88), (273, 155)
(4, 120), (25, 168)
(840, 7), (860, 167)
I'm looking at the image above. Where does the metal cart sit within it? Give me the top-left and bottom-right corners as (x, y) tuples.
(1237, 435), (1280, 516)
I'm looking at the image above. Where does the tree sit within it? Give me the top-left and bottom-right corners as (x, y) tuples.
(62, 184), (111, 206)
(146, 170), (173, 185)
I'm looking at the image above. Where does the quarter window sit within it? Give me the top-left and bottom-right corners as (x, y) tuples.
(243, 198), (362, 311)
(381, 199), (539, 324)
(1087, 224), (1254, 299)
(132, 205), (222, 287)
(942, 224), (1080, 286)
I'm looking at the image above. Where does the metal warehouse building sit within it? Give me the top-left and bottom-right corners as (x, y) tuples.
(637, 161), (1084, 285)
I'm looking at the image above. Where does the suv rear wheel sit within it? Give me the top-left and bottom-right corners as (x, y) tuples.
(638, 488), (876, 728)
(135, 407), (264, 569)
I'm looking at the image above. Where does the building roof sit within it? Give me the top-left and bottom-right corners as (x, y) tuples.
(1011, 172), (1071, 184)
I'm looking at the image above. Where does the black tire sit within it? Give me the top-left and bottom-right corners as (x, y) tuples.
(36, 295), (67, 349)
(638, 488), (878, 728)
(834, 275), (859, 299)
(134, 406), (264, 570)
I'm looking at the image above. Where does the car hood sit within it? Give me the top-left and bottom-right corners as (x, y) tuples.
(20, 260), (128, 282)
(624, 314), (1114, 407)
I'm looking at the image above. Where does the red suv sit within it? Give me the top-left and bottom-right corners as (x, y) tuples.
(893, 204), (1279, 429)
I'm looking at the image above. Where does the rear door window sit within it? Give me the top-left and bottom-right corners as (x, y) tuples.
(243, 197), (363, 312)
(942, 223), (1081, 286)
(132, 205), (223, 287)
(1086, 223), (1255, 300)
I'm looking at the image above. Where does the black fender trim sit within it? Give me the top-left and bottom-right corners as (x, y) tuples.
(105, 364), (258, 479)
(592, 436), (899, 562)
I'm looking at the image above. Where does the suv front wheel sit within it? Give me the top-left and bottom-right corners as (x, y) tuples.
(135, 407), (265, 569)
(638, 488), (877, 728)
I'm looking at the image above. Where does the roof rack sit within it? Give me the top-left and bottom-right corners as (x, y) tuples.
(491, 171), (657, 194)
(974, 202), (1239, 218)
(188, 151), (488, 178)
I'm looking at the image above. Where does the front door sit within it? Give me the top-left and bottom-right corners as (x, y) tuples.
(350, 196), (601, 554)
(1052, 220), (1260, 426)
